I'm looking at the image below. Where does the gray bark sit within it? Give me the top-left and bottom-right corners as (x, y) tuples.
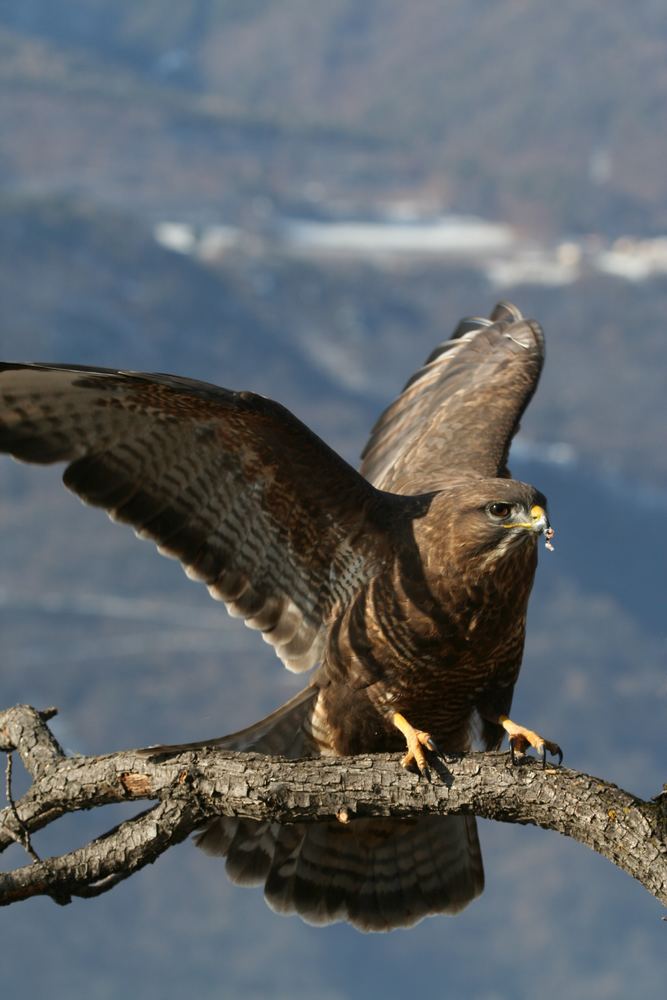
(1, 704), (665, 908)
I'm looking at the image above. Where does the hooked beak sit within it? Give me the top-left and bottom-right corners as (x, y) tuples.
(529, 505), (555, 551)
(503, 504), (555, 551)
(529, 504), (548, 533)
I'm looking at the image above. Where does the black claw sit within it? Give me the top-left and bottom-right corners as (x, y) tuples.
(425, 736), (440, 754)
(421, 764), (432, 783)
(508, 736), (562, 769)
(541, 743), (563, 768)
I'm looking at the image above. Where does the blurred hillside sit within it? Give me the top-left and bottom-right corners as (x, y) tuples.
(3, 1), (667, 235)
(0, 5), (665, 1000)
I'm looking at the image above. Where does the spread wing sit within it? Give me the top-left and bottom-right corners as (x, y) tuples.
(360, 301), (545, 492)
(0, 364), (389, 672)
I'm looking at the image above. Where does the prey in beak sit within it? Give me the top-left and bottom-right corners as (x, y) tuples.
(501, 503), (555, 551)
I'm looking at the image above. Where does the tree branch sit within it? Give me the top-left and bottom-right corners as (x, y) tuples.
(1, 704), (665, 909)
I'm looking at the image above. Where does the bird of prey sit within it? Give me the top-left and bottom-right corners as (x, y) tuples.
(0, 300), (560, 931)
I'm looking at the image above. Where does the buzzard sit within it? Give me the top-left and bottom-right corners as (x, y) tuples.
(0, 300), (560, 930)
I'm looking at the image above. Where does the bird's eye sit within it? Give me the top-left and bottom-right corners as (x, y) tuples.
(487, 502), (514, 520)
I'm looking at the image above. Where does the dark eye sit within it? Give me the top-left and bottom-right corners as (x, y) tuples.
(487, 502), (514, 520)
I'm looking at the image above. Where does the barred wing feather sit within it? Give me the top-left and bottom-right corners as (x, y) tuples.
(0, 365), (387, 672)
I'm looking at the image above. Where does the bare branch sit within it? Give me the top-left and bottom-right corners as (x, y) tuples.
(1, 705), (665, 909)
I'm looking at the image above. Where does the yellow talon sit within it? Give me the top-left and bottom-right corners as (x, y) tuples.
(498, 714), (562, 768)
(392, 712), (438, 776)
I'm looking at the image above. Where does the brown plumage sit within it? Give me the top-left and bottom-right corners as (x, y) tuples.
(0, 300), (555, 931)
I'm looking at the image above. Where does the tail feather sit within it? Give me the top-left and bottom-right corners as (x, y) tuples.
(262, 814), (483, 930)
(193, 687), (485, 931)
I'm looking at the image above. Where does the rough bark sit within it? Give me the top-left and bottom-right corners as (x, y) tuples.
(1, 704), (665, 909)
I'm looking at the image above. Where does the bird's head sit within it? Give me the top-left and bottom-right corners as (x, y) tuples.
(417, 477), (553, 575)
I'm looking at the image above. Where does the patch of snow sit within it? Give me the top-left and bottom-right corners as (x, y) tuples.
(154, 222), (197, 254)
(596, 237), (667, 281)
(486, 242), (582, 288)
(281, 215), (515, 256)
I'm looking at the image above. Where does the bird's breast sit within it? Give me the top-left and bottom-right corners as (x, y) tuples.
(321, 563), (528, 753)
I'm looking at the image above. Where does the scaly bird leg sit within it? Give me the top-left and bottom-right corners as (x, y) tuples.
(498, 714), (563, 768)
(392, 712), (439, 778)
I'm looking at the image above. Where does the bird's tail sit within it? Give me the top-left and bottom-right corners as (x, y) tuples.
(170, 687), (485, 931)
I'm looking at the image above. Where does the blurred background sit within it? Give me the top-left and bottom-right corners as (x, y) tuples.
(0, 3), (665, 998)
